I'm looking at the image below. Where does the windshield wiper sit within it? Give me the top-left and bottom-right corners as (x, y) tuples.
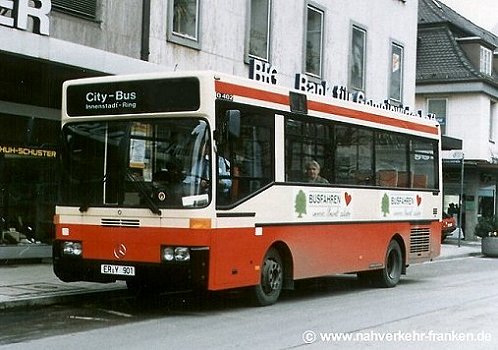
(126, 171), (162, 215)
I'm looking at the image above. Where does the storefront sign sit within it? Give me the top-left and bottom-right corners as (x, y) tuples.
(442, 150), (464, 163)
(294, 73), (424, 117)
(247, 57), (433, 120)
(0, 145), (56, 158)
(249, 59), (278, 85)
(0, 0), (51, 35)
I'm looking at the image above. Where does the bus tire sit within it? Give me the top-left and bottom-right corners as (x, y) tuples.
(252, 248), (283, 306)
(372, 240), (402, 288)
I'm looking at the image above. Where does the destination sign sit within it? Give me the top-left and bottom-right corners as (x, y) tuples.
(66, 77), (200, 116)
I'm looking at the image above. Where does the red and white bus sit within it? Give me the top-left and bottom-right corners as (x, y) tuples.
(53, 71), (441, 306)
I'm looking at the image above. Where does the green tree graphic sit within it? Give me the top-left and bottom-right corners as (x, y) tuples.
(381, 193), (390, 217)
(295, 190), (307, 218)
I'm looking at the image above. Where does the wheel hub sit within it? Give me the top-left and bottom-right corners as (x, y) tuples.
(263, 259), (282, 293)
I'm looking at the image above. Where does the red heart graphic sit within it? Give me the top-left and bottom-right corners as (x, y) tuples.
(416, 195), (422, 206)
(345, 192), (352, 206)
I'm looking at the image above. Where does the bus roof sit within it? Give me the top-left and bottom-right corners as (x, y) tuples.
(62, 70), (440, 138)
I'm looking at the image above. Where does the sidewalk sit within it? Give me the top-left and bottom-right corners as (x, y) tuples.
(0, 260), (126, 310)
(0, 240), (483, 310)
(436, 238), (483, 260)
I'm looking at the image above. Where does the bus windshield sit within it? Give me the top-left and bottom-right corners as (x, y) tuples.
(59, 119), (211, 211)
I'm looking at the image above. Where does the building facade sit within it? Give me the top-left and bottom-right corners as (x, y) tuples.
(416, 0), (498, 239)
(0, 0), (418, 258)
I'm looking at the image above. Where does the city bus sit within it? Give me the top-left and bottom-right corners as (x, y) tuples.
(53, 71), (441, 306)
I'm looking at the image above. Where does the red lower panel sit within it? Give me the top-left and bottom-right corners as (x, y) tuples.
(56, 220), (440, 291)
(208, 221), (439, 290)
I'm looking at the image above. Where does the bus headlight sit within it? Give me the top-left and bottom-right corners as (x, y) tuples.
(174, 247), (190, 262)
(162, 247), (175, 261)
(161, 246), (190, 262)
(62, 241), (82, 256)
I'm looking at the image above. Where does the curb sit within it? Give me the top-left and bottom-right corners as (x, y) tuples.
(436, 241), (482, 261)
(0, 287), (127, 311)
(435, 251), (483, 261)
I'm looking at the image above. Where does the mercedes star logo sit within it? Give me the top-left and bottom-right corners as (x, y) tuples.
(113, 243), (127, 259)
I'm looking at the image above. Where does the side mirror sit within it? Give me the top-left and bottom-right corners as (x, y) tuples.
(226, 110), (240, 138)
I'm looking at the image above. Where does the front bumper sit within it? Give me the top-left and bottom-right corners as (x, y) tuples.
(52, 240), (209, 291)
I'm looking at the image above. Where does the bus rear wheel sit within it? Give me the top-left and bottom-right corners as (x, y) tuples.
(371, 240), (402, 288)
(252, 248), (283, 306)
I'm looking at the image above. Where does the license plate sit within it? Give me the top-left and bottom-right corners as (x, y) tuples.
(100, 264), (135, 276)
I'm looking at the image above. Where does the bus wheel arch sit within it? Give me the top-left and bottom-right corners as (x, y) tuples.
(391, 234), (407, 275)
(252, 242), (293, 306)
(373, 236), (404, 288)
(272, 241), (294, 290)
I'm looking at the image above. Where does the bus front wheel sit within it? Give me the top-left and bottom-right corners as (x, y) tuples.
(252, 248), (283, 306)
(372, 240), (402, 288)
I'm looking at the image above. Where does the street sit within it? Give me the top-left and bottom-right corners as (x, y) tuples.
(2, 253), (498, 349)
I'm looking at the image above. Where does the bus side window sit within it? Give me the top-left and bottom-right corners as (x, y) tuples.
(411, 139), (437, 190)
(284, 117), (332, 184)
(413, 174), (428, 188)
(397, 171), (413, 188)
(376, 170), (398, 187)
(217, 106), (274, 206)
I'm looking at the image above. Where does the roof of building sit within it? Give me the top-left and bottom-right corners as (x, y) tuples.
(418, 0), (498, 47)
(417, 0), (498, 86)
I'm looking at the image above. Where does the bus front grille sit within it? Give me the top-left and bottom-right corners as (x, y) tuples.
(101, 218), (141, 227)
(410, 227), (430, 253)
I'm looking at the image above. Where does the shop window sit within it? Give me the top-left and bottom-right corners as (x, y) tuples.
(427, 98), (447, 135)
(389, 42), (404, 103)
(247, 0), (271, 62)
(0, 114), (58, 147)
(52, 0), (98, 20)
(0, 115), (58, 245)
(349, 25), (366, 92)
(168, 0), (201, 50)
(305, 4), (324, 77)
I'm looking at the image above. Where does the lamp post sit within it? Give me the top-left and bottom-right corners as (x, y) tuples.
(456, 151), (464, 247)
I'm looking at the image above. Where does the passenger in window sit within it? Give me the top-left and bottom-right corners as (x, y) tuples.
(304, 160), (329, 184)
